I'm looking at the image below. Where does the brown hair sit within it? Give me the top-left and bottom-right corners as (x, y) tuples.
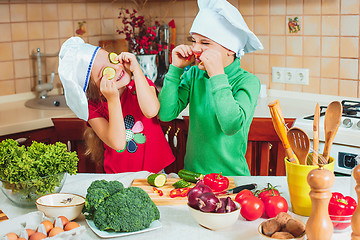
(84, 77), (105, 165)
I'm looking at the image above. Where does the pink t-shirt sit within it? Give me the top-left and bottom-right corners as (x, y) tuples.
(88, 79), (175, 173)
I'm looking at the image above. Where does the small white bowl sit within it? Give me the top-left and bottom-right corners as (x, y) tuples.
(35, 193), (85, 221)
(187, 202), (240, 231)
(258, 218), (305, 240)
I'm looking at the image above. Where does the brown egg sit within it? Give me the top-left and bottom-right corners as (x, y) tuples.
(18, 238), (26, 240)
(26, 229), (35, 237)
(64, 221), (80, 231)
(54, 216), (69, 227)
(29, 232), (47, 240)
(5, 232), (18, 240)
(38, 220), (53, 233)
(48, 227), (64, 237)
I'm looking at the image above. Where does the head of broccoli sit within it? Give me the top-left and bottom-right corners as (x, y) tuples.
(83, 180), (160, 233)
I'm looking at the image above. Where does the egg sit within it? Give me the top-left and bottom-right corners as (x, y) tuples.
(18, 238), (26, 240)
(64, 221), (80, 231)
(38, 220), (53, 233)
(26, 229), (35, 237)
(53, 216), (69, 228)
(48, 227), (64, 237)
(5, 232), (18, 240)
(29, 232), (47, 240)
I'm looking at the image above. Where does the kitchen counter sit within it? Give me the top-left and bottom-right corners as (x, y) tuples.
(0, 172), (353, 240)
(1, 90), (358, 136)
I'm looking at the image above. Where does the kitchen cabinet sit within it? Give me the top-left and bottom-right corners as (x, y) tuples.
(0, 127), (57, 146)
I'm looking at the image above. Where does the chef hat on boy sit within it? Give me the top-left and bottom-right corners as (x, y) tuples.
(58, 37), (100, 121)
(190, 0), (263, 58)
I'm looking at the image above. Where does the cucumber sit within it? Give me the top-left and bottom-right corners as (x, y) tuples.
(178, 169), (204, 183)
(108, 52), (119, 64)
(147, 173), (167, 187)
(172, 179), (191, 189)
(102, 67), (116, 80)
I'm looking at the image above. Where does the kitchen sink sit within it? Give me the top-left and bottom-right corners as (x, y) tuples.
(25, 95), (69, 110)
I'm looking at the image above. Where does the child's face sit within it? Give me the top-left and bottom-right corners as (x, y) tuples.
(191, 33), (235, 70)
(91, 49), (131, 90)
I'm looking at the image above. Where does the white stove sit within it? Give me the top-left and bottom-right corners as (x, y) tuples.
(292, 100), (360, 175)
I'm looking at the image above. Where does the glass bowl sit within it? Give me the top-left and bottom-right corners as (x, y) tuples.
(0, 172), (67, 208)
(330, 214), (352, 232)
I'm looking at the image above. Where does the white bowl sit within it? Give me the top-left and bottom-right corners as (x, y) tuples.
(35, 193), (85, 221)
(258, 218), (305, 240)
(187, 202), (240, 231)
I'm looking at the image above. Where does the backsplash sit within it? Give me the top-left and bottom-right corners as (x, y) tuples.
(0, 0), (359, 98)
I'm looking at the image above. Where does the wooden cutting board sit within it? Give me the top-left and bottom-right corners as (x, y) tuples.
(131, 178), (236, 205)
(0, 209), (8, 222)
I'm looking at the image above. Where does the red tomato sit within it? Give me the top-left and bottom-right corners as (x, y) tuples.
(240, 196), (265, 221)
(263, 195), (288, 218)
(235, 189), (254, 205)
(258, 187), (280, 201)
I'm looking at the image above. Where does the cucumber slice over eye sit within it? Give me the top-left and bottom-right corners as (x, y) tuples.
(102, 67), (116, 80)
(108, 52), (119, 64)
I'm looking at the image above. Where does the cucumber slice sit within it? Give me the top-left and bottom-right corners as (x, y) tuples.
(147, 173), (167, 187)
(108, 52), (119, 64)
(102, 67), (116, 80)
(172, 179), (191, 189)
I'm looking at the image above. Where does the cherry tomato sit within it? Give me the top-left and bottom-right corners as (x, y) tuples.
(263, 195), (288, 218)
(235, 189), (254, 205)
(240, 195), (265, 221)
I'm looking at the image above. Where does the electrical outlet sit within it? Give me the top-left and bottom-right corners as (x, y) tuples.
(272, 67), (309, 85)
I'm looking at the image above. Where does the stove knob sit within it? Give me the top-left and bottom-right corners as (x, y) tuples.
(343, 118), (353, 128)
(357, 121), (360, 129)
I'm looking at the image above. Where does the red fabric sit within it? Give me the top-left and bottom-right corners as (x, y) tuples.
(88, 79), (174, 173)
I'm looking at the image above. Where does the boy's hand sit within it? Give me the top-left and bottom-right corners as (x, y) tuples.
(200, 49), (225, 77)
(172, 44), (193, 69)
(117, 52), (140, 73)
(100, 74), (119, 101)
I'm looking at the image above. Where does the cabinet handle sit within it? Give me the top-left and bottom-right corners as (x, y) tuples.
(173, 128), (180, 148)
(165, 126), (171, 142)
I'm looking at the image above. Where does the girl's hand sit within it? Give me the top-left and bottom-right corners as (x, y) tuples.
(117, 52), (141, 73)
(100, 74), (119, 102)
(172, 44), (193, 69)
(200, 49), (225, 77)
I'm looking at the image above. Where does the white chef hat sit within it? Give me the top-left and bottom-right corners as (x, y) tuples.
(190, 0), (263, 58)
(58, 37), (100, 121)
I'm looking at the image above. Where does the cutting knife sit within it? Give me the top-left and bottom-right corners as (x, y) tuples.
(215, 183), (257, 196)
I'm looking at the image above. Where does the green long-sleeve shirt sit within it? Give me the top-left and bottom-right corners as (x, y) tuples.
(158, 59), (260, 176)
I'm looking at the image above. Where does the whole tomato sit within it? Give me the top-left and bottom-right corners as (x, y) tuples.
(258, 183), (280, 201)
(263, 195), (288, 218)
(240, 195), (265, 221)
(235, 189), (254, 205)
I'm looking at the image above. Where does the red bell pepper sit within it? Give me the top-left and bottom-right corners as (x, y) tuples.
(203, 173), (229, 192)
(152, 187), (163, 196)
(328, 192), (357, 230)
(169, 187), (191, 198)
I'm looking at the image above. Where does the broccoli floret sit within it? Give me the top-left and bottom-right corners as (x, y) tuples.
(93, 187), (160, 232)
(106, 180), (124, 195)
(87, 179), (109, 192)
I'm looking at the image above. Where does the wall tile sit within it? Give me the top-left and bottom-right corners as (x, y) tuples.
(243, 16), (254, 30)
(43, 3), (58, 21)
(322, 0), (340, 15)
(341, 15), (360, 36)
(270, 16), (285, 35)
(44, 39), (59, 55)
(43, 21), (59, 39)
(14, 59), (30, 79)
(27, 4), (42, 21)
(254, 54), (269, 73)
(270, 36), (285, 55)
(302, 77), (320, 93)
(304, 0), (321, 15)
(59, 21), (73, 38)
(184, 1), (198, 17)
(321, 78), (339, 95)
(321, 37), (339, 57)
(0, 42), (13, 61)
(256, 35), (269, 54)
(340, 37), (359, 58)
(286, 36), (302, 56)
(254, 16), (269, 35)
(304, 37), (320, 56)
(172, 2), (185, 18)
(269, 0), (285, 15)
(15, 77), (31, 94)
(0, 23), (11, 42)
(58, 3), (72, 20)
(28, 22), (44, 40)
(10, 3), (26, 22)
(11, 22), (28, 41)
(73, 3), (87, 20)
(303, 57), (321, 77)
(86, 19), (100, 36)
(0, 4), (10, 23)
(0, 62), (14, 80)
(269, 81), (286, 90)
(286, 56), (302, 68)
(239, 0), (254, 16)
(256, 73), (270, 86)
(254, 0), (269, 15)
(303, 16), (321, 35)
(0, 80), (15, 96)
(339, 79), (358, 97)
(321, 58), (339, 78)
(101, 19), (114, 35)
(87, 2), (100, 19)
(240, 54), (254, 72)
(270, 55), (286, 67)
(287, 0), (303, 15)
(341, 0), (359, 14)
(12, 41), (28, 60)
(340, 58), (359, 79)
(322, 16), (339, 36)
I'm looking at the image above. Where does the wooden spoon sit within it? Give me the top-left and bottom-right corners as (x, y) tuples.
(323, 101), (343, 163)
(313, 103), (320, 166)
(287, 127), (310, 165)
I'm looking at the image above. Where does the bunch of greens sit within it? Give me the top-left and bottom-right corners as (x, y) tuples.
(0, 139), (78, 197)
(83, 180), (160, 232)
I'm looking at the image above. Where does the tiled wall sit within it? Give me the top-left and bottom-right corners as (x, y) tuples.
(0, 0), (360, 98)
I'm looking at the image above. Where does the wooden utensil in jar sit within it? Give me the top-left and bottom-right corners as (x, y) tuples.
(268, 100), (298, 164)
(287, 127), (310, 165)
(323, 101), (342, 163)
(313, 103), (320, 166)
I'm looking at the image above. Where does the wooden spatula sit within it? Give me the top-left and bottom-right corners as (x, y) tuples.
(313, 103), (320, 166)
(287, 127), (310, 165)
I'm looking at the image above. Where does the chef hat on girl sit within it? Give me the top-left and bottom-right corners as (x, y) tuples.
(190, 0), (263, 58)
(58, 37), (100, 121)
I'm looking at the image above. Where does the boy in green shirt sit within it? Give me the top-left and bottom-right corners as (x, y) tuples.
(159, 0), (263, 176)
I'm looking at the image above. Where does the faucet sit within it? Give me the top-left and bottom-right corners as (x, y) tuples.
(33, 48), (58, 99)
